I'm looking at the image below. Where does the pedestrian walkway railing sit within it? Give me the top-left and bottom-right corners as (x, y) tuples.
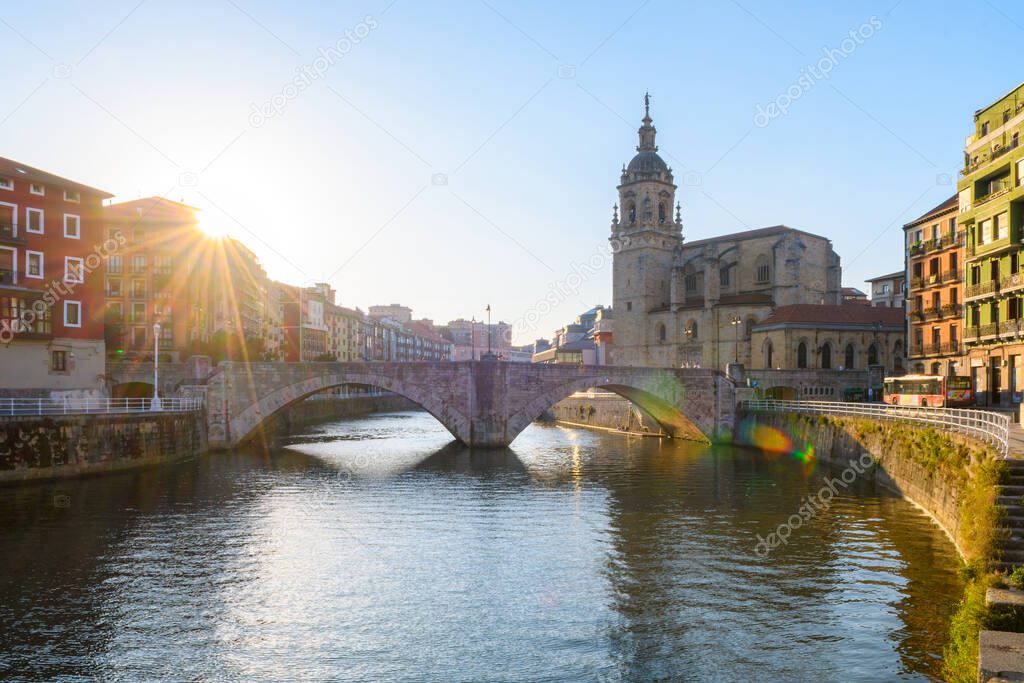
(741, 399), (1010, 457)
(0, 397), (204, 416)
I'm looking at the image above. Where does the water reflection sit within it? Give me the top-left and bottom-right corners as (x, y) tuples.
(0, 410), (961, 681)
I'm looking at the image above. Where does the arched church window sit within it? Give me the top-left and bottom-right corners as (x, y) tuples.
(658, 202), (666, 224)
(627, 202), (636, 224)
(657, 322), (666, 342)
(764, 340), (773, 368)
(844, 343), (855, 369)
(642, 195), (652, 221)
(755, 254), (771, 284)
(867, 344), (879, 366)
(821, 342), (832, 369)
(797, 342), (808, 369)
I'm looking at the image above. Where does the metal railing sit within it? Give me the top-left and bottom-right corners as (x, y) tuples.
(0, 396), (204, 416)
(741, 399), (1010, 457)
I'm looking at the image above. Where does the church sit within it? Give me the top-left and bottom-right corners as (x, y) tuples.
(610, 95), (844, 369)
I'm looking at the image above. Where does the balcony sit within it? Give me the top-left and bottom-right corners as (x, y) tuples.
(1002, 272), (1024, 293)
(941, 303), (962, 318)
(0, 223), (24, 244)
(1000, 319), (1024, 337)
(942, 269), (963, 283)
(965, 326), (981, 342)
(922, 306), (941, 321)
(980, 323), (1000, 338)
(965, 280), (999, 299)
(976, 179), (1012, 207)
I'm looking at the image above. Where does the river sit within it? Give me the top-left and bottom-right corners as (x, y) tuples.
(0, 410), (962, 681)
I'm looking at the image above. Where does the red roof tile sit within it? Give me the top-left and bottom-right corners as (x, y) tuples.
(754, 304), (904, 328)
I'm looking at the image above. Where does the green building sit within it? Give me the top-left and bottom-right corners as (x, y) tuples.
(959, 81), (1024, 404)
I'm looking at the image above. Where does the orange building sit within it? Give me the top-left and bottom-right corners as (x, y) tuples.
(903, 195), (964, 376)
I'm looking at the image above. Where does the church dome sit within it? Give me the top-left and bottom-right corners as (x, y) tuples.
(627, 150), (668, 173)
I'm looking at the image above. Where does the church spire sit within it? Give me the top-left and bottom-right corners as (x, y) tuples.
(637, 92), (657, 152)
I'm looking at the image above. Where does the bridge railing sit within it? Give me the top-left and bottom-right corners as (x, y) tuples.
(741, 399), (1010, 457)
(0, 397), (204, 417)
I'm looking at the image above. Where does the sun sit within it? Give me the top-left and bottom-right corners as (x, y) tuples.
(196, 215), (227, 239)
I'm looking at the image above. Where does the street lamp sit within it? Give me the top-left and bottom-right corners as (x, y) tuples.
(151, 322), (162, 410)
(486, 304), (492, 357)
(729, 315), (742, 364)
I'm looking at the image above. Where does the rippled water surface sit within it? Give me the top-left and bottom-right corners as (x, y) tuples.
(0, 411), (963, 681)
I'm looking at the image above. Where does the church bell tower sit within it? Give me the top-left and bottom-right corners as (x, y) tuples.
(610, 94), (682, 366)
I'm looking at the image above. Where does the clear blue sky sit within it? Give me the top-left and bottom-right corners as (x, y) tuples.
(0, 1), (1019, 343)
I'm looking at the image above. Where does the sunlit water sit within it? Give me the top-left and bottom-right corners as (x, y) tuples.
(0, 410), (963, 681)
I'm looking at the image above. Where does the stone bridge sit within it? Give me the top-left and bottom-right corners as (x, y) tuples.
(197, 360), (737, 449)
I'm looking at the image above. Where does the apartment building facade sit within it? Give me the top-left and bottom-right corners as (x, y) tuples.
(103, 198), (203, 361)
(959, 82), (1024, 403)
(0, 157), (112, 396)
(903, 195), (963, 376)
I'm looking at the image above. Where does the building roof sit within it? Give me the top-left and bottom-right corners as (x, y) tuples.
(0, 156), (113, 198)
(903, 195), (957, 229)
(974, 80), (1024, 117)
(865, 271), (905, 283)
(105, 196), (200, 224)
(754, 304), (904, 329)
(841, 286), (867, 297)
(683, 225), (829, 249)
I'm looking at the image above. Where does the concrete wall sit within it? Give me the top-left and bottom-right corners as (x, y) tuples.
(0, 338), (105, 396)
(0, 411), (207, 484)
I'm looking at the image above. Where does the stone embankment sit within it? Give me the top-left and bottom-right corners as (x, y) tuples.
(0, 411), (207, 484)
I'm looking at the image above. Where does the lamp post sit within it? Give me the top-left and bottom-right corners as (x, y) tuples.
(729, 315), (742, 363)
(486, 304), (492, 357)
(151, 322), (162, 410)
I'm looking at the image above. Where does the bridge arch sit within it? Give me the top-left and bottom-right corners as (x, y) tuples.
(505, 374), (709, 445)
(226, 370), (472, 447)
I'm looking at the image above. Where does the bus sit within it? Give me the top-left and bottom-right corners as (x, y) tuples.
(882, 375), (975, 407)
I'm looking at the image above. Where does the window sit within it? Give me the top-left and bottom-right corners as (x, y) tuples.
(107, 302), (122, 321)
(29, 183), (43, 196)
(657, 322), (666, 342)
(108, 255), (123, 275)
(63, 190), (80, 203)
(821, 343), (832, 369)
(132, 255), (146, 273)
(64, 256), (84, 283)
(25, 207), (43, 234)
(25, 251), (42, 279)
(764, 340), (773, 368)
(995, 211), (1009, 241)
(63, 300), (81, 328)
(980, 218), (992, 245)
(0, 177), (11, 190)
(63, 214), (80, 238)
(797, 342), (808, 369)
(982, 121), (990, 136)
(845, 344), (855, 369)
(625, 301), (632, 312)
(868, 344), (879, 366)
(755, 255), (770, 284)
(50, 350), (67, 372)
(131, 302), (146, 323)
(106, 278), (121, 297)
(719, 266), (730, 287)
